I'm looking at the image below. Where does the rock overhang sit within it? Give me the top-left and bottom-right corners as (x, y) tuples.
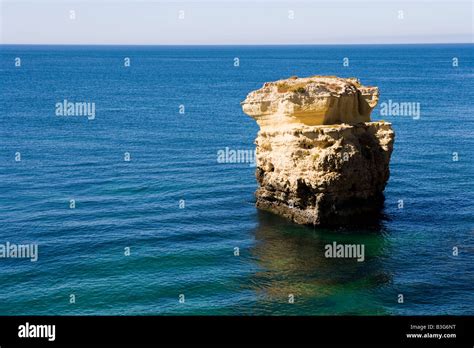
(241, 75), (379, 129)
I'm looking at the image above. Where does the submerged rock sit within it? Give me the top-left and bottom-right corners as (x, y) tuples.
(242, 75), (394, 226)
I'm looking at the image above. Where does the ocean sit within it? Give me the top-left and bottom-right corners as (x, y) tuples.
(0, 44), (473, 315)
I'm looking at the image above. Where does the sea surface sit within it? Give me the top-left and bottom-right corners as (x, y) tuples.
(0, 44), (473, 315)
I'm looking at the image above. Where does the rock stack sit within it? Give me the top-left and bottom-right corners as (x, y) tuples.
(241, 75), (394, 226)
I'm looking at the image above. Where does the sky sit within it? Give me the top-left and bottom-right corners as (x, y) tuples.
(0, 0), (472, 45)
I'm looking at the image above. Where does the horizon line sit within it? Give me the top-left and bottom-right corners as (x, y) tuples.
(1, 42), (472, 47)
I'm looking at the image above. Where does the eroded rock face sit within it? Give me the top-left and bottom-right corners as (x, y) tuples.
(242, 75), (379, 129)
(242, 76), (394, 226)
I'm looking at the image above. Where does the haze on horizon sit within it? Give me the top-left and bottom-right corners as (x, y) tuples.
(0, 0), (472, 45)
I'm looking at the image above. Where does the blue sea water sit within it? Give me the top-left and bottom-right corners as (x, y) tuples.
(0, 44), (473, 315)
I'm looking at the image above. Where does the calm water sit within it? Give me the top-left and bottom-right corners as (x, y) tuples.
(0, 44), (473, 315)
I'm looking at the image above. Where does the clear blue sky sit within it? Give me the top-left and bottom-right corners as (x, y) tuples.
(1, 0), (472, 45)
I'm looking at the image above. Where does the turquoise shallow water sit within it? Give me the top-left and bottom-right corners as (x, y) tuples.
(0, 44), (473, 315)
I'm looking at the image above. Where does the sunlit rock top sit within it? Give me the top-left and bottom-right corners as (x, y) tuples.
(241, 75), (379, 128)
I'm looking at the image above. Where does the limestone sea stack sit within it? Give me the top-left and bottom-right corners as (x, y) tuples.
(241, 75), (394, 226)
